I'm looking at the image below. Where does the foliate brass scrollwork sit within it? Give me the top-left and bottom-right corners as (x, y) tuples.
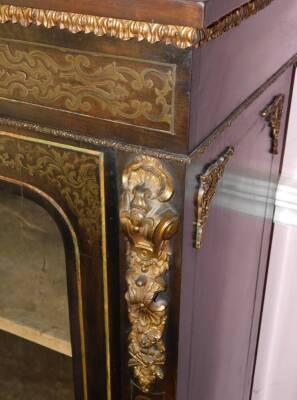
(0, 135), (101, 244)
(195, 147), (234, 249)
(0, 40), (174, 131)
(261, 94), (285, 155)
(0, 132), (110, 400)
(120, 156), (178, 393)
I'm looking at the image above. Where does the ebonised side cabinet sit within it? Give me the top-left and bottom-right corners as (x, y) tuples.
(0, 1), (296, 400)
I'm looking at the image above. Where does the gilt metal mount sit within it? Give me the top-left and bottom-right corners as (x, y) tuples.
(261, 94), (285, 155)
(120, 156), (178, 393)
(195, 147), (235, 249)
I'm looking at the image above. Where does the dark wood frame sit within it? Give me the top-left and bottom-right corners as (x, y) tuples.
(0, 130), (120, 400)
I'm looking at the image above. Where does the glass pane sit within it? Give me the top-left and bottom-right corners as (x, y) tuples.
(0, 190), (75, 399)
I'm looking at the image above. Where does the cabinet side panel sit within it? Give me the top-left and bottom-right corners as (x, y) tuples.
(204, 0), (259, 25)
(179, 68), (293, 400)
(190, 0), (297, 150)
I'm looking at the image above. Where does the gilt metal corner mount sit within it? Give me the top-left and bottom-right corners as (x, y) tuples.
(195, 147), (235, 250)
(261, 94), (285, 155)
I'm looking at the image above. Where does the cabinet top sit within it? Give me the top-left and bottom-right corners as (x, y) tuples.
(0, 0), (275, 48)
(3, 0), (206, 28)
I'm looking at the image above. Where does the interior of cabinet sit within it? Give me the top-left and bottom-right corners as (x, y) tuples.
(0, 190), (75, 398)
(0, 329), (74, 400)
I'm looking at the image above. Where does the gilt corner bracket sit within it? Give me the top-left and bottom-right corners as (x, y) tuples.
(195, 147), (234, 250)
(261, 94), (285, 155)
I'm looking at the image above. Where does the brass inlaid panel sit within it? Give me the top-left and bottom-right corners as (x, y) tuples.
(0, 132), (110, 400)
(0, 38), (175, 133)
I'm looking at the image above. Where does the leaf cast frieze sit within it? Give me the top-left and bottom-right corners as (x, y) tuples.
(0, 1), (275, 49)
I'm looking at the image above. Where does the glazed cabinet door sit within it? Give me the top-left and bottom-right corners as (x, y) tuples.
(179, 67), (294, 400)
(0, 131), (120, 400)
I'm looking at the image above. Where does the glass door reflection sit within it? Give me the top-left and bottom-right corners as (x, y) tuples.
(0, 190), (75, 399)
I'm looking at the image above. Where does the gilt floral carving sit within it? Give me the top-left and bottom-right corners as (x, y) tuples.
(120, 156), (178, 393)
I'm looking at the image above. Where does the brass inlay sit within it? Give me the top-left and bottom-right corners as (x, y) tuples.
(195, 147), (234, 249)
(0, 38), (175, 132)
(261, 94), (285, 155)
(0, 132), (111, 400)
(120, 156), (178, 393)
(0, 0), (275, 49)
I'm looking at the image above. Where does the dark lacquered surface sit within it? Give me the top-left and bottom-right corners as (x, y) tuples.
(2, 0), (205, 28)
(0, 23), (192, 155)
(0, 330), (74, 400)
(0, 1), (294, 399)
(204, 0), (248, 25)
(190, 0), (297, 150)
(178, 67), (293, 400)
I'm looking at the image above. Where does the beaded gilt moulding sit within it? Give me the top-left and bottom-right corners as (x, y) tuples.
(0, 0), (275, 49)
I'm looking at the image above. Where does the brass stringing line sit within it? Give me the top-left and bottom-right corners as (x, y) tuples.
(99, 153), (112, 400)
(0, 131), (111, 400)
(0, 35), (175, 68)
(0, 95), (175, 136)
(0, 168), (88, 399)
(0, 38), (175, 131)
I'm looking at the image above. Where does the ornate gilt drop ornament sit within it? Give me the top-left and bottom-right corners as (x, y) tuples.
(261, 94), (285, 155)
(120, 156), (178, 393)
(195, 147), (234, 249)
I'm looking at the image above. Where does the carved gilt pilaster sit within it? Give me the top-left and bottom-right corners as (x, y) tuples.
(120, 156), (178, 393)
(261, 94), (285, 155)
(195, 147), (234, 249)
